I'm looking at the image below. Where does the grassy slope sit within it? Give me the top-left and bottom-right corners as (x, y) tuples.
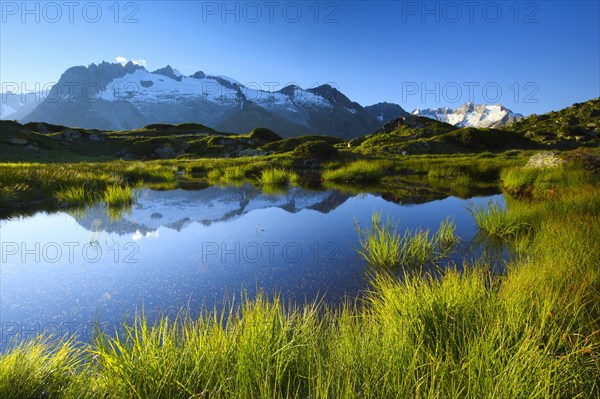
(505, 97), (600, 145)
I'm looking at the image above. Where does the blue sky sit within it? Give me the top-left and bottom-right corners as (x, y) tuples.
(1, 0), (598, 114)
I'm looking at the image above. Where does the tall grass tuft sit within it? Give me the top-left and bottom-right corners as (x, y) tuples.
(223, 165), (247, 181)
(54, 186), (91, 206)
(468, 200), (530, 239)
(322, 160), (387, 184)
(0, 337), (81, 399)
(260, 168), (297, 186)
(103, 184), (133, 207)
(356, 214), (460, 271)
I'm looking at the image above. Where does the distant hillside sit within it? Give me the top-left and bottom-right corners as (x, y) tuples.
(505, 98), (600, 145)
(354, 98), (599, 155)
(353, 114), (534, 156)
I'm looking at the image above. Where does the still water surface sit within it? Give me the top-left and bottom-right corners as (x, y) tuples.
(0, 184), (504, 347)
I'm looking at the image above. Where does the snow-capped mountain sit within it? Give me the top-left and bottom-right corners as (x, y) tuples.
(412, 103), (523, 128)
(19, 61), (380, 138)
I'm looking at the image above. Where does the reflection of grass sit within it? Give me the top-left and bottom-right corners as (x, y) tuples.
(322, 160), (387, 184)
(321, 181), (379, 196)
(356, 214), (460, 271)
(106, 204), (132, 221)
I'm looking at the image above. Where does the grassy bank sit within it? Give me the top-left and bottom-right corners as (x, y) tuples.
(0, 151), (529, 216)
(1, 156), (598, 398)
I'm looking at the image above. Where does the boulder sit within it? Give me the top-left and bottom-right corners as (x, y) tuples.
(9, 137), (28, 145)
(525, 152), (566, 169)
(63, 129), (82, 142)
(155, 146), (176, 159)
(238, 148), (267, 157)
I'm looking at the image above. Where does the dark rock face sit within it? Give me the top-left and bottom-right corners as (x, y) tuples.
(379, 114), (427, 133)
(365, 102), (409, 123)
(152, 65), (183, 82)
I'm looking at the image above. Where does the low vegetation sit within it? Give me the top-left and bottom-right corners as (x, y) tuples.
(322, 160), (388, 183)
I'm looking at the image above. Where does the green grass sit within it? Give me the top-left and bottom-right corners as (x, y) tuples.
(103, 184), (133, 207)
(0, 337), (81, 399)
(223, 165), (248, 181)
(356, 214), (460, 271)
(54, 186), (91, 206)
(468, 200), (530, 240)
(122, 162), (178, 183)
(322, 160), (388, 184)
(500, 167), (541, 196)
(260, 168), (298, 186)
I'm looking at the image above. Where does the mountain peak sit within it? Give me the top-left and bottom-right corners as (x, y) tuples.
(152, 65), (183, 81)
(14, 60), (383, 138)
(190, 71), (206, 79)
(412, 103), (523, 128)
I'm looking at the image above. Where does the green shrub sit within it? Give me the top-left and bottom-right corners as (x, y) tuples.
(249, 127), (282, 142)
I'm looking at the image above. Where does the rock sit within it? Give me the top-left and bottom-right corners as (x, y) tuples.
(155, 146), (176, 159)
(89, 134), (103, 142)
(525, 152), (566, 169)
(410, 141), (430, 153)
(24, 144), (39, 151)
(238, 148), (266, 157)
(63, 129), (82, 142)
(9, 137), (28, 145)
(380, 114), (425, 133)
(122, 153), (137, 160)
(525, 130), (536, 139)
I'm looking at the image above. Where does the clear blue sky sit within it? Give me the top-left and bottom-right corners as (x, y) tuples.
(1, 0), (598, 115)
